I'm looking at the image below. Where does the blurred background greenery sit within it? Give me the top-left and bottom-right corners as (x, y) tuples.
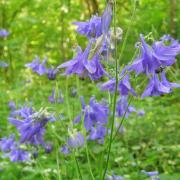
(0, 0), (180, 179)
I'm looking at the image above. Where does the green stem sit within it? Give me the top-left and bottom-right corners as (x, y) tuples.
(85, 143), (95, 180)
(56, 142), (61, 180)
(73, 152), (83, 180)
(102, 1), (118, 179)
(102, 1), (137, 179)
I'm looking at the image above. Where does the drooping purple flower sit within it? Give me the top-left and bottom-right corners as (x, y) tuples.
(85, 54), (109, 80)
(142, 72), (179, 98)
(88, 124), (106, 140)
(46, 68), (59, 80)
(0, 29), (9, 38)
(116, 96), (136, 118)
(129, 34), (158, 75)
(58, 44), (108, 80)
(10, 118), (48, 146)
(73, 97), (109, 141)
(152, 39), (180, 67)
(160, 34), (180, 49)
(58, 45), (89, 76)
(67, 132), (84, 148)
(25, 56), (47, 76)
(9, 148), (30, 162)
(44, 143), (53, 153)
(73, 15), (102, 39)
(0, 134), (15, 152)
(10, 106), (34, 118)
(83, 97), (109, 131)
(101, 74), (136, 96)
(9, 106), (52, 146)
(61, 146), (70, 154)
(129, 34), (180, 75)
(118, 74), (137, 96)
(0, 61), (8, 67)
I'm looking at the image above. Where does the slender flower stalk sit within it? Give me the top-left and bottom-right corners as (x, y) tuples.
(85, 140), (95, 180)
(102, 1), (137, 179)
(73, 151), (83, 180)
(102, 0), (118, 179)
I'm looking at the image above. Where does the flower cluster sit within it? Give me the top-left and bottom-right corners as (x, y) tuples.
(57, 2), (114, 81)
(1, 1), (180, 179)
(0, 103), (55, 162)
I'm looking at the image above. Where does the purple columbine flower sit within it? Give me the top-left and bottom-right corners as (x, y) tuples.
(58, 44), (108, 80)
(0, 29), (9, 38)
(25, 56), (47, 76)
(128, 34), (159, 75)
(9, 106), (52, 146)
(0, 134), (15, 152)
(73, 15), (102, 39)
(74, 96), (109, 141)
(142, 74), (170, 98)
(129, 34), (180, 75)
(142, 71), (180, 98)
(83, 97), (109, 131)
(44, 143), (53, 153)
(101, 74), (136, 96)
(9, 148), (30, 162)
(152, 39), (180, 67)
(160, 34), (180, 49)
(46, 68), (59, 80)
(73, 2), (113, 38)
(67, 132), (84, 148)
(116, 96), (136, 118)
(88, 124), (106, 140)
(0, 61), (8, 67)
(61, 146), (70, 155)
